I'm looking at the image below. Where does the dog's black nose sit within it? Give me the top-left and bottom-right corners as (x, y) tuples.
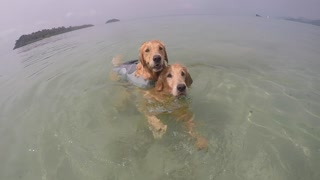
(177, 84), (186, 92)
(153, 55), (161, 63)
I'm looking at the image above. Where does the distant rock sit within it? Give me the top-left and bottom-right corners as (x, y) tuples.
(106, 19), (120, 24)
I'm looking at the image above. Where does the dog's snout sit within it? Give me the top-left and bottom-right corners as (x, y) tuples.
(153, 55), (161, 63)
(177, 84), (186, 92)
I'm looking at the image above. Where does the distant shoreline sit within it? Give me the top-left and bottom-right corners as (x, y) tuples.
(13, 24), (94, 50)
(282, 17), (320, 27)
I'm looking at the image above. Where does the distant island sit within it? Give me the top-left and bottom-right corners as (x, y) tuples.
(13, 24), (94, 50)
(282, 17), (320, 27)
(106, 19), (120, 24)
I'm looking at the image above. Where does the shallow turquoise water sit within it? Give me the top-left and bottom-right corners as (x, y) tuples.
(0, 15), (320, 180)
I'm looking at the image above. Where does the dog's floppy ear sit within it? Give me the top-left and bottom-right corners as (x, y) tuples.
(159, 41), (169, 64)
(139, 42), (147, 66)
(183, 67), (193, 87)
(162, 43), (169, 64)
(155, 65), (168, 91)
(136, 63), (142, 73)
(155, 76), (164, 91)
(156, 65), (170, 91)
(164, 47), (169, 65)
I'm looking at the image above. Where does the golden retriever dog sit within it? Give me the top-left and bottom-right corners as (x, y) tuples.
(140, 64), (208, 150)
(135, 40), (168, 81)
(111, 40), (169, 107)
(155, 63), (193, 96)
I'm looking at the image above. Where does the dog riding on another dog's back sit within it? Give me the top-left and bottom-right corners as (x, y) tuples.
(112, 40), (208, 150)
(112, 40), (168, 88)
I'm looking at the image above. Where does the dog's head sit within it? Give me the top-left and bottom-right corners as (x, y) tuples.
(139, 40), (168, 73)
(155, 64), (193, 96)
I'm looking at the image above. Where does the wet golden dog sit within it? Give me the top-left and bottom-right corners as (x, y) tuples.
(155, 63), (193, 96)
(135, 40), (168, 81)
(141, 64), (208, 150)
(111, 40), (168, 107)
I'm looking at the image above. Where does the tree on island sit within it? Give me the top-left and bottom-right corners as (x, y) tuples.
(13, 24), (94, 50)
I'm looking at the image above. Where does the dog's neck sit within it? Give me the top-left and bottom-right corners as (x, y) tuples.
(153, 71), (161, 80)
(135, 64), (161, 81)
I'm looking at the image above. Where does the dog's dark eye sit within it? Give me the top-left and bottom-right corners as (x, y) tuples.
(145, 48), (149, 52)
(159, 46), (163, 51)
(167, 73), (172, 78)
(181, 71), (185, 76)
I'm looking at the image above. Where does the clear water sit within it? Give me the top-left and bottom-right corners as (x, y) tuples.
(1, 15), (320, 180)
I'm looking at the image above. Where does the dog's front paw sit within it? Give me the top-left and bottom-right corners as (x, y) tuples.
(151, 124), (167, 139)
(195, 136), (208, 151)
(147, 116), (167, 139)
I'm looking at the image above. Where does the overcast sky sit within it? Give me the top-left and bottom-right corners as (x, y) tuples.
(1, 0), (320, 43)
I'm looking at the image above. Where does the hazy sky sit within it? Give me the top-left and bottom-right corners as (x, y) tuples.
(1, 0), (320, 42)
